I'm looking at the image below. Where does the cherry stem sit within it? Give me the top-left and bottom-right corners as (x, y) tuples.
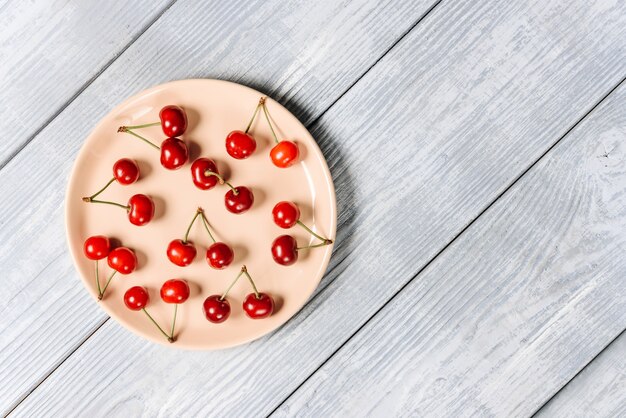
(118, 126), (160, 150)
(242, 266), (260, 298)
(261, 100), (280, 144)
(83, 198), (130, 211)
(199, 212), (216, 243)
(297, 241), (333, 250)
(85, 177), (115, 201)
(183, 208), (203, 243)
(220, 267), (245, 300)
(203, 170), (238, 195)
(98, 271), (117, 300)
(245, 100), (262, 133)
(142, 308), (174, 343)
(95, 260), (102, 296)
(123, 121), (160, 130)
(170, 304), (178, 341)
(297, 220), (332, 243)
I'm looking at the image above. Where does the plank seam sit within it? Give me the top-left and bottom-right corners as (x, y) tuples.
(265, 75), (626, 417)
(530, 327), (626, 417)
(0, 0), (179, 171)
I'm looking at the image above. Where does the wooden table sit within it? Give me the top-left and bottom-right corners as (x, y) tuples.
(1, 1), (625, 416)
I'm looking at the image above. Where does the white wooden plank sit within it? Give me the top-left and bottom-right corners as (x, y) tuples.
(536, 332), (626, 418)
(0, 0), (439, 412)
(0, 0), (173, 167)
(275, 82), (626, 417)
(8, 0), (626, 416)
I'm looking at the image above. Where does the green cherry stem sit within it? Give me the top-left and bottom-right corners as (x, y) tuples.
(220, 267), (246, 301)
(199, 212), (216, 243)
(95, 260), (102, 296)
(203, 170), (238, 195)
(297, 241), (333, 251)
(183, 208), (203, 243)
(118, 126), (160, 150)
(123, 121), (160, 130)
(170, 304), (178, 341)
(84, 177), (115, 201)
(296, 220), (333, 244)
(142, 308), (174, 343)
(98, 271), (117, 300)
(241, 265), (260, 298)
(82, 197), (130, 211)
(261, 99), (280, 144)
(244, 99), (263, 134)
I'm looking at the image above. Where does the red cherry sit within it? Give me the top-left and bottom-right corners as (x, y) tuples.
(272, 201), (300, 229)
(270, 141), (299, 168)
(243, 292), (274, 319)
(226, 130), (256, 159)
(83, 235), (110, 260)
(160, 279), (190, 304)
(160, 137), (188, 170)
(271, 235), (298, 266)
(107, 247), (137, 274)
(124, 286), (149, 310)
(225, 186), (254, 214)
(190, 158), (220, 190)
(202, 295), (231, 323)
(167, 239), (197, 267)
(206, 242), (234, 270)
(127, 194), (155, 226)
(159, 105), (188, 137)
(113, 158), (139, 185)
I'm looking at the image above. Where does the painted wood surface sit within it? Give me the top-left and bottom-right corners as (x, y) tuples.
(275, 82), (626, 417)
(0, 0), (440, 412)
(537, 332), (626, 417)
(0, 0), (173, 167)
(6, 0), (625, 416)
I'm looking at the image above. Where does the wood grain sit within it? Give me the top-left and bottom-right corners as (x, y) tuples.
(8, 0), (626, 416)
(0, 0), (173, 167)
(275, 82), (626, 417)
(0, 0), (439, 412)
(537, 332), (626, 417)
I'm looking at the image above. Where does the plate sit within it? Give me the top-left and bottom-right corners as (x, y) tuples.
(65, 79), (336, 349)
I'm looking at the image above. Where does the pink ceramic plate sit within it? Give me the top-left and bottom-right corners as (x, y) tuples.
(65, 79), (336, 349)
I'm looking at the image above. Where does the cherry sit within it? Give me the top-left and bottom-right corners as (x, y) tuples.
(272, 201), (300, 229)
(159, 105), (188, 137)
(113, 158), (140, 185)
(160, 279), (190, 304)
(225, 186), (254, 214)
(167, 240), (197, 267)
(243, 292), (274, 319)
(271, 235), (298, 266)
(206, 242), (234, 270)
(160, 137), (188, 170)
(127, 194), (155, 226)
(202, 295), (231, 323)
(260, 98), (300, 168)
(226, 131), (257, 160)
(270, 141), (299, 168)
(83, 235), (110, 260)
(190, 158), (220, 190)
(124, 286), (149, 310)
(107, 247), (137, 274)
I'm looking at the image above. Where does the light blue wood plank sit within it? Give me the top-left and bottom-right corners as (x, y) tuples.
(537, 332), (626, 418)
(0, 0), (438, 412)
(8, 0), (626, 416)
(0, 0), (173, 167)
(276, 82), (626, 417)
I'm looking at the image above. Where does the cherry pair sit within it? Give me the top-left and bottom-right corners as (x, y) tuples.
(82, 158), (154, 226)
(124, 278), (190, 343)
(84, 235), (137, 300)
(203, 265), (274, 323)
(167, 207), (234, 269)
(118, 105), (189, 170)
(226, 97), (300, 168)
(271, 201), (333, 266)
(191, 157), (254, 214)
